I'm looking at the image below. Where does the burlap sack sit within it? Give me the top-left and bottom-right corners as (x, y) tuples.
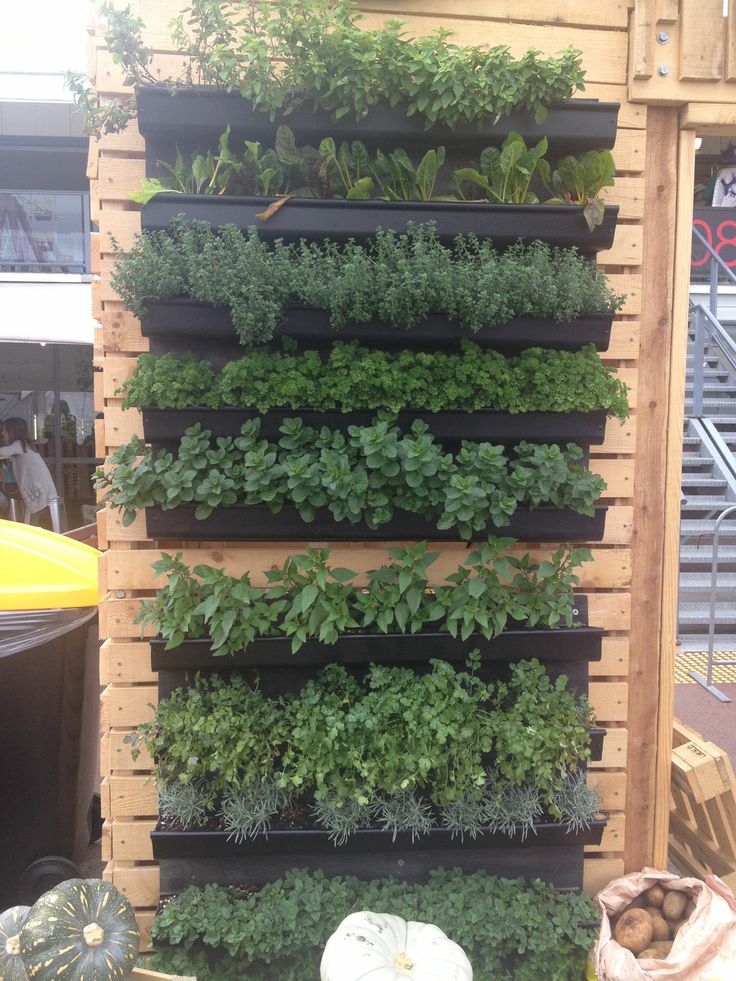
(592, 868), (736, 980)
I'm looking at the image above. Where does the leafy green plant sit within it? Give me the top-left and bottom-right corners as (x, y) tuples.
(131, 127), (242, 204)
(137, 539), (591, 655)
(70, 1), (586, 137)
(95, 417), (607, 534)
(120, 343), (629, 420)
(539, 150), (616, 230)
(111, 220), (625, 344)
(454, 134), (548, 204)
(370, 147), (449, 201)
(149, 869), (599, 981)
(137, 658), (593, 832)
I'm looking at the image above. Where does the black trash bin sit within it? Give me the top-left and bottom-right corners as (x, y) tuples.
(0, 618), (98, 906)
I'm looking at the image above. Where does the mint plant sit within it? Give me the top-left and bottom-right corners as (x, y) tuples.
(95, 419), (607, 533)
(69, 1), (586, 137)
(137, 539), (591, 655)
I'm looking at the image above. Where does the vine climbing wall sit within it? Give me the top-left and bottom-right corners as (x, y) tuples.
(87, 0), (692, 946)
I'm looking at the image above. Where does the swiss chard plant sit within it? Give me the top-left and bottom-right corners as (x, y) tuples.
(539, 150), (616, 230)
(454, 134), (548, 204)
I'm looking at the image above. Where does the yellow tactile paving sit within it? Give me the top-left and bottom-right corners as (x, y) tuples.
(675, 651), (736, 684)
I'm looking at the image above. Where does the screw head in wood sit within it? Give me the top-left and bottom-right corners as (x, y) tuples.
(657, 31), (670, 43)
(658, 65), (670, 76)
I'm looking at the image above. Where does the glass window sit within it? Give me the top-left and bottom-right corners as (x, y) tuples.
(0, 191), (89, 273)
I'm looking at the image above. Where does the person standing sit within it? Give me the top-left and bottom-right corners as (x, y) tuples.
(0, 417), (59, 526)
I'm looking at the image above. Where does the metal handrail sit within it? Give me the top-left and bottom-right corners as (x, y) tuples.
(687, 503), (736, 702)
(688, 302), (736, 415)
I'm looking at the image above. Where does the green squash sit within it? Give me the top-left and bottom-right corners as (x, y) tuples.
(0, 906), (31, 981)
(19, 879), (139, 981)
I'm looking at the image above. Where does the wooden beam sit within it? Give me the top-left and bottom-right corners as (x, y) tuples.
(679, 0), (725, 81)
(653, 129), (696, 868)
(624, 107), (679, 872)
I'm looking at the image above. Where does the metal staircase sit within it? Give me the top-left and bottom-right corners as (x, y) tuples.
(679, 227), (736, 697)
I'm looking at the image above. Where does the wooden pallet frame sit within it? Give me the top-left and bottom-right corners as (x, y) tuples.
(88, 0), (696, 945)
(669, 719), (736, 891)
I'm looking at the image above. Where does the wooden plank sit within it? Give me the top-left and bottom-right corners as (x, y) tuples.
(111, 865), (160, 907)
(607, 321), (640, 360)
(583, 857), (624, 895)
(680, 102), (736, 131)
(99, 210), (140, 254)
(101, 537), (633, 589)
(654, 130), (696, 868)
(680, 0), (725, 81)
(100, 639), (155, 684)
(601, 224), (644, 267)
(359, 0), (630, 30)
(591, 637), (630, 677)
(606, 274), (641, 316)
(587, 812), (625, 853)
(104, 684), (157, 728)
(110, 730), (152, 771)
(98, 156), (145, 200)
(631, 0), (656, 80)
(591, 728), (628, 768)
(727, 4), (736, 81)
(625, 107), (679, 873)
(589, 682), (629, 723)
(110, 775), (158, 816)
(113, 820), (156, 862)
(589, 593), (631, 632)
(614, 129), (647, 173)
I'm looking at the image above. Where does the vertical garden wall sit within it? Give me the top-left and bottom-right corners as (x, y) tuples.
(86, 0), (694, 952)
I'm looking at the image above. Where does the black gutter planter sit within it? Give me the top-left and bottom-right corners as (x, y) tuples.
(152, 819), (606, 860)
(141, 194), (618, 255)
(149, 623), (603, 674)
(155, 819), (606, 893)
(137, 86), (620, 155)
(141, 300), (615, 355)
(141, 407), (609, 449)
(144, 504), (608, 542)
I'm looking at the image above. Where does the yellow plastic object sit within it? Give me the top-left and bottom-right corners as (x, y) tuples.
(584, 957), (600, 980)
(0, 520), (101, 610)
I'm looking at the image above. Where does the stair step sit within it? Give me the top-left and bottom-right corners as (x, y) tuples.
(684, 401), (736, 413)
(682, 458), (713, 469)
(681, 519), (736, 538)
(685, 385), (736, 395)
(677, 636), (736, 651)
(681, 477), (727, 488)
(681, 545), (736, 564)
(679, 603), (736, 625)
(678, 571), (736, 588)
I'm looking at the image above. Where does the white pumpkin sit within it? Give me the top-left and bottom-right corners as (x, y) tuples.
(320, 910), (473, 980)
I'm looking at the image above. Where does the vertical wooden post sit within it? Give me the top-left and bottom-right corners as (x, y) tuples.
(625, 106), (679, 872)
(653, 129), (696, 867)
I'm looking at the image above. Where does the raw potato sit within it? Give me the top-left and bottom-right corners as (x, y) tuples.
(653, 940), (673, 955)
(644, 905), (661, 918)
(643, 885), (666, 908)
(663, 892), (688, 921)
(613, 908), (654, 954)
(651, 915), (670, 941)
(638, 948), (660, 959)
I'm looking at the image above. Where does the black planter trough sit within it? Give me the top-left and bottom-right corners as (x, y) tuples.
(141, 194), (618, 255)
(149, 618), (603, 675)
(155, 819), (606, 893)
(144, 504), (608, 542)
(141, 406), (608, 449)
(141, 300), (614, 355)
(137, 86), (620, 155)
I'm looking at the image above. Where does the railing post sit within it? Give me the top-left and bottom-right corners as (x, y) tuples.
(691, 306), (705, 417)
(709, 250), (719, 318)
